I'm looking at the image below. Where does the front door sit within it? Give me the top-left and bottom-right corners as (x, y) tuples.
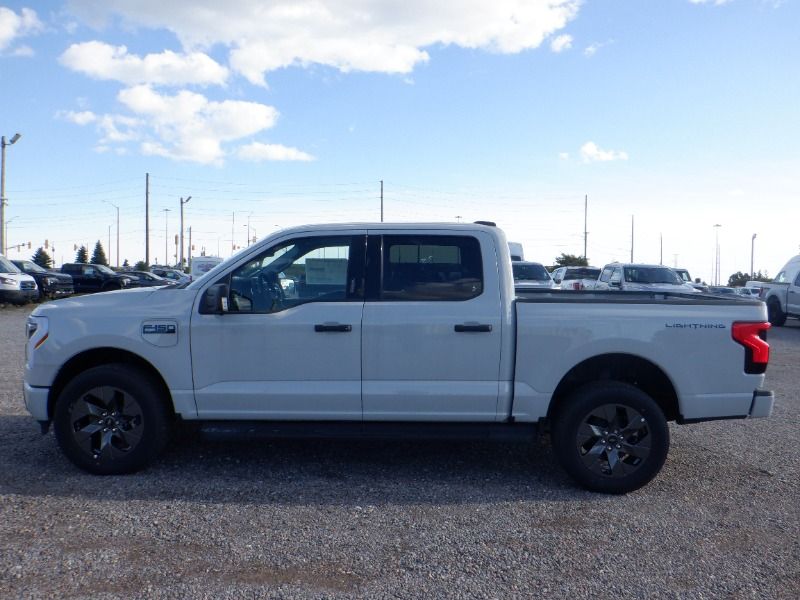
(191, 232), (366, 420)
(361, 231), (503, 421)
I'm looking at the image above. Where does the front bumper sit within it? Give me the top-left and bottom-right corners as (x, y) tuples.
(0, 289), (39, 303)
(23, 382), (50, 421)
(749, 389), (774, 418)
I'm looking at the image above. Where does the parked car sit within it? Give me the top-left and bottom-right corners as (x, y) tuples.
(24, 222), (773, 494)
(595, 263), (699, 293)
(673, 268), (708, 293)
(60, 263), (132, 294)
(512, 261), (556, 290)
(12, 260), (74, 299)
(151, 267), (191, 285)
(126, 271), (175, 288)
(0, 254), (39, 304)
(190, 256), (223, 281)
(749, 255), (800, 326)
(551, 266), (601, 290)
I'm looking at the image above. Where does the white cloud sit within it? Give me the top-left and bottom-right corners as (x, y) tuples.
(10, 44), (34, 57)
(58, 109), (97, 125)
(237, 142), (315, 162)
(60, 41), (229, 86)
(558, 152), (569, 160)
(68, 1), (582, 85)
(116, 85), (280, 163)
(0, 7), (42, 53)
(580, 141), (628, 163)
(550, 34), (573, 53)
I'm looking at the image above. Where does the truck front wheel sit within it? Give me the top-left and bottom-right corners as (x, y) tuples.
(53, 364), (172, 475)
(767, 299), (786, 327)
(551, 382), (669, 494)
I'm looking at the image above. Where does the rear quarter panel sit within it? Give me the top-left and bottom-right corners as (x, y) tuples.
(513, 299), (768, 422)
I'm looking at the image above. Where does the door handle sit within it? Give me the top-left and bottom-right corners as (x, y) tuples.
(314, 323), (352, 332)
(454, 323), (492, 333)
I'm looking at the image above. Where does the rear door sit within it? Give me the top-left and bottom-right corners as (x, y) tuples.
(361, 230), (503, 421)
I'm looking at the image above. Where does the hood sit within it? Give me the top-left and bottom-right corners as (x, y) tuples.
(625, 282), (699, 293)
(32, 286), (198, 319)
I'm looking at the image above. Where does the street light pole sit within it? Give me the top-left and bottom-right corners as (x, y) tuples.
(1, 133), (22, 256)
(103, 200), (120, 268)
(751, 233), (757, 279)
(179, 196), (191, 270)
(163, 208), (171, 266)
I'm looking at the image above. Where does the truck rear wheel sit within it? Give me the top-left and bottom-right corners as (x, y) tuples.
(53, 364), (172, 475)
(767, 299), (786, 327)
(551, 382), (669, 494)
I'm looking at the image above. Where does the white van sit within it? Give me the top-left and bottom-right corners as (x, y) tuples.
(190, 256), (223, 281)
(0, 254), (39, 304)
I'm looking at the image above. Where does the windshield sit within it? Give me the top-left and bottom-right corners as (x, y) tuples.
(624, 267), (681, 285)
(512, 263), (550, 281)
(0, 256), (21, 273)
(15, 260), (46, 273)
(674, 269), (691, 282)
(563, 267), (600, 280)
(95, 264), (116, 275)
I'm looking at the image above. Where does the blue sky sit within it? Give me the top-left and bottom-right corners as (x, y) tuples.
(0, 0), (798, 281)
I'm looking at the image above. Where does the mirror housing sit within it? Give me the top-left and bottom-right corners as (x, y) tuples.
(200, 283), (229, 314)
(609, 276), (621, 288)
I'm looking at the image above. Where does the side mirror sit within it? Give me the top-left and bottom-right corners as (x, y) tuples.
(609, 276), (621, 288)
(200, 283), (229, 314)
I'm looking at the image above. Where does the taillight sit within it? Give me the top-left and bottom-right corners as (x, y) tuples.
(732, 321), (770, 374)
(572, 281), (583, 290)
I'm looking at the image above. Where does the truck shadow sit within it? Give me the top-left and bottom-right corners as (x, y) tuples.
(0, 416), (584, 506)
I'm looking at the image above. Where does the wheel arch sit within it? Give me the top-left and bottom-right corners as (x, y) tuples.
(47, 347), (174, 420)
(547, 353), (681, 422)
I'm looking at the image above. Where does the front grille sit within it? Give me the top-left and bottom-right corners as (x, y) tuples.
(21, 281), (36, 290)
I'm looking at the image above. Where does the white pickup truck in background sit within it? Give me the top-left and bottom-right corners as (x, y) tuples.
(23, 222), (774, 493)
(750, 255), (800, 326)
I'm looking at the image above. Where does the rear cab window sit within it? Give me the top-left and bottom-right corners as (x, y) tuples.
(380, 235), (483, 301)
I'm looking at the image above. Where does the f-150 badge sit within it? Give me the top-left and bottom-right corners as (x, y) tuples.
(141, 320), (179, 347)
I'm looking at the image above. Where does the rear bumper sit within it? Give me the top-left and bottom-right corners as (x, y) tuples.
(749, 389), (774, 418)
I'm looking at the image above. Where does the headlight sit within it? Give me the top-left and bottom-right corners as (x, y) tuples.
(45, 277), (58, 285)
(26, 318), (38, 339)
(0, 276), (18, 286)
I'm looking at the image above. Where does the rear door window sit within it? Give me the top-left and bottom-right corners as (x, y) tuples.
(381, 235), (483, 301)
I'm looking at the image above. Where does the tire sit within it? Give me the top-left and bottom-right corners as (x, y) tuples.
(551, 382), (669, 494)
(53, 364), (172, 475)
(767, 299), (786, 327)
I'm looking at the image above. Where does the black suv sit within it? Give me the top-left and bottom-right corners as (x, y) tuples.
(12, 260), (74, 299)
(60, 263), (132, 293)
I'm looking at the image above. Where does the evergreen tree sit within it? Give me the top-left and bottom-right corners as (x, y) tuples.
(31, 247), (53, 269)
(91, 241), (109, 266)
(122, 259), (130, 267)
(134, 260), (148, 271)
(553, 253), (589, 268)
(75, 245), (89, 264)
(728, 270), (772, 287)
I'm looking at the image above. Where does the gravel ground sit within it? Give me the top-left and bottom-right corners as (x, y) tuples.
(1, 304), (798, 599)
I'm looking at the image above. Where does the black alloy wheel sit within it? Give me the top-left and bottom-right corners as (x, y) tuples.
(552, 382), (669, 494)
(54, 364), (172, 474)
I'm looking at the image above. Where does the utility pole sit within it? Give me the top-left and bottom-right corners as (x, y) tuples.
(163, 208), (171, 266)
(583, 194), (588, 261)
(713, 224), (722, 285)
(751, 233), (757, 279)
(179, 196), (191, 269)
(630, 215), (634, 263)
(103, 200), (120, 268)
(145, 173), (150, 266)
(380, 180), (384, 222)
(1, 133), (22, 256)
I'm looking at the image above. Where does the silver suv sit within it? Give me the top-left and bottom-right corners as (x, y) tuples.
(595, 263), (699, 293)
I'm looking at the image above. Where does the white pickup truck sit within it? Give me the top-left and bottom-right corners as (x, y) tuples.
(23, 223), (774, 493)
(751, 255), (800, 326)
